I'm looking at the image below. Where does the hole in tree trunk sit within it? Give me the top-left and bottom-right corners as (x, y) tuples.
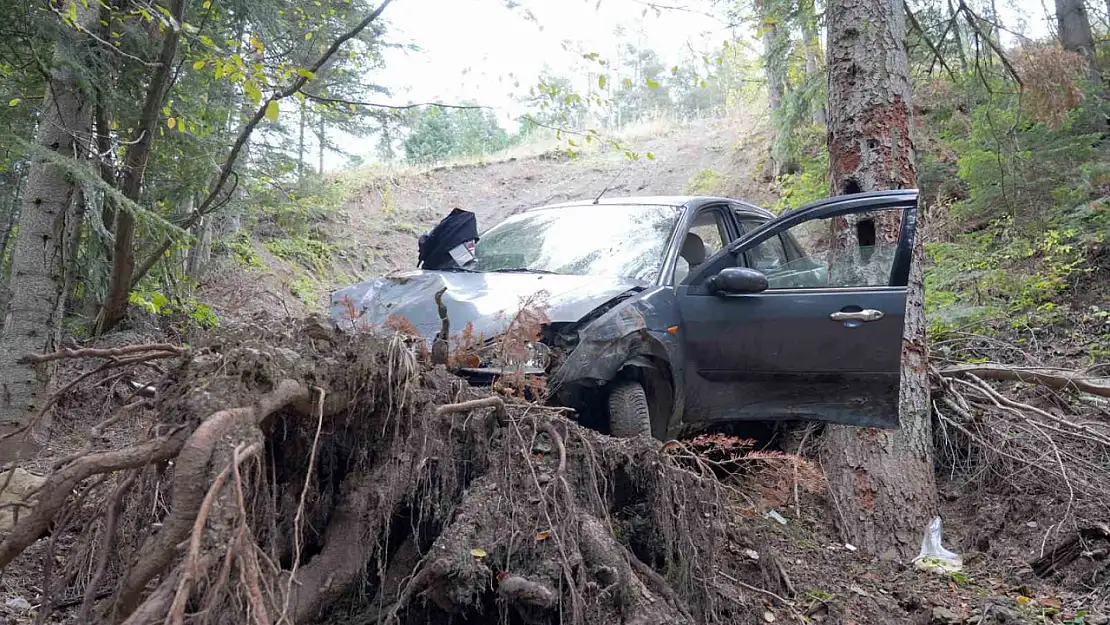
(842, 178), (861, 195)
(857, 218), (876, 262)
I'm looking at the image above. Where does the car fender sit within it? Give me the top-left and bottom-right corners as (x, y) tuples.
(551, 288), (685, 436)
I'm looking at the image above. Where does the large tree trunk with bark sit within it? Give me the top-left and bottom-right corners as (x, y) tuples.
(1056, 0), (1097, 60)
(1054, 0), (1102, 83)
(0, 6), (96, 448)
(821, 0), (936, 559)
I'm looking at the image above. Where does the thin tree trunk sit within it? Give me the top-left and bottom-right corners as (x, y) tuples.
(99, 0), (189, 333)
(298, 100), (307, 181)
(0, 4), (96, 442)
(759, 0), (792, 177)
(821, 0), (936, 560)
(801, 0), (827, 126)
(948, 0), (969, 73)
(318, 114), (326, 175)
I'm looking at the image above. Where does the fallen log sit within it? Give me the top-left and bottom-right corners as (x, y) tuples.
(938, 363), (1110, 398)
(1030, 523), (1110, 577)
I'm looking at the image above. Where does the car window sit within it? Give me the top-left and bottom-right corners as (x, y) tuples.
(737, 215), (768, 235)
(472, 204), (680, 281)
(745, 234), (789, 272)
(754, 208), (902, 289)
(675, 209), (728, 283)
(689, 212), (726, 256)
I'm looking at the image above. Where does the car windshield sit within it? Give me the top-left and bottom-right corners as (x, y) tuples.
(471, 204), (680, 281)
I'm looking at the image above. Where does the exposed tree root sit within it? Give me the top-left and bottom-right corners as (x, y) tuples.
(3, 321), (770, 625)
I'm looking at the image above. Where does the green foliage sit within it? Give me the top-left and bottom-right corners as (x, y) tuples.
(926, 221), (1089, 339)
(129, 287), (219, 329)
(401, 105), (512, 164)
(686, 169), (723, 195)
(776, 142), (828, 213)
(265, 236), (335, 272)
(289, 275), (318, 305)
(226, 232), (265, 270)
(917, 63), (1109, 341)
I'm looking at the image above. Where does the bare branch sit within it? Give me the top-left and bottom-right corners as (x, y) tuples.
(905, 0), (959, 81)
(299, 92), (488, 111)
(130, 0), (396, 286)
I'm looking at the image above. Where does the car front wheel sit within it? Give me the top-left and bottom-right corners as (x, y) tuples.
(607, 380), (653, 438)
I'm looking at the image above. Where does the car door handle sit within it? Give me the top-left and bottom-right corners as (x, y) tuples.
(830, 309), (884, 322)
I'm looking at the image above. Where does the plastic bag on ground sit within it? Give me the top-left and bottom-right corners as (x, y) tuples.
(912, 516), (963, 574)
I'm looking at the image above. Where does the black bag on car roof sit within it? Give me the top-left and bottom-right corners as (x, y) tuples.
(417, 208), (479, 270)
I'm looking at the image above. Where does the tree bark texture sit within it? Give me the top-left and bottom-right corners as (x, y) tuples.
(826, 0), (916, 196)
(0, 5), (96, 442)
(821, 0), (936, 559)
(100, 0), (189, 333)
(1055, 0), (1100, 79)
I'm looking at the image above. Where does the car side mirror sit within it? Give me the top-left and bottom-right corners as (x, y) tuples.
(709, 267), (768, 294)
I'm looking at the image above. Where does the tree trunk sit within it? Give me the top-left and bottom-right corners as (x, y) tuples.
(1055, 0), (1100, 80)
(821, 0), (936, 560)
(99, 0), (189, 333)
(947, 0), (968, 73)
(298, 100), (307, 180)
(801, 0), (827, 126)
(759, 0), (792, 177)
(0, 5), (96, 443)
(318, 114), (326, 175)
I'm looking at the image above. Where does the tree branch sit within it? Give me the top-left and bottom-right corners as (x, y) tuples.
(905, 1), (958, 82)
(129, 0), (396, 286)
(300, 92), (487, 110)
(939, 363), (1110, 398)
(958, 1), (1024, 87)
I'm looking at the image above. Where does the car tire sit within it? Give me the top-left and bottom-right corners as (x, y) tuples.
(608, 380), (653, 438)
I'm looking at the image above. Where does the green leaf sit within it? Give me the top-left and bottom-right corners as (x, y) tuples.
(244, 81), (262, 104)
(598, 74), (607, 89)
(305, 31), (314, 40)
(265, 100), (279, 122)
(296, 68), (316, 79)
(166, 117), (177, 130)
(203, 0), (212, 7)
(645, 78), (660, 90)
(193, 60), (206, 70)
(646, 152), (656, 160)
(8, 98), (20, 107)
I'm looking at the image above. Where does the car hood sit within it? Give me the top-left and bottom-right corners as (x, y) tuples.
(329, 271), (645, 341)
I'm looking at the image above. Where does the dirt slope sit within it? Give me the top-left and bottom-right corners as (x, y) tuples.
(199, 114), (777, 319)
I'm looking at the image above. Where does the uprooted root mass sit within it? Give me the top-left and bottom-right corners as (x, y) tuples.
(0, 320), (783, 625)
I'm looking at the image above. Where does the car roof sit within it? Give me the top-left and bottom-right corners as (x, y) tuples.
(523, 195), (775, 218)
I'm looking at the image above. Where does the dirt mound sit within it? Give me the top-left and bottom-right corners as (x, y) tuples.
(0, 319), (791, 625)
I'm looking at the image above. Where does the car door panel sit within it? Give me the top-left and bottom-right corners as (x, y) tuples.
(676, 190), (918, 429)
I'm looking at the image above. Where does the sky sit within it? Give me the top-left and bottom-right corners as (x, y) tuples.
(374, 0), (731, 125)
(322, 0), (1054, 169)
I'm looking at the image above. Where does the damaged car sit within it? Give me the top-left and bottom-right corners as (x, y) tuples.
(330, 190), (919, 440)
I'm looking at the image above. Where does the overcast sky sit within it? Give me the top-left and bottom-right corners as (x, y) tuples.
(323, 0), (1053, 168)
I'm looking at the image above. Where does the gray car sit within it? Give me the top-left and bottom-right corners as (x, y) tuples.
(330, 190), (919, 440)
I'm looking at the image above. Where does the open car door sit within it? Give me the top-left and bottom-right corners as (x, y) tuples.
(675, 190), (918, 429)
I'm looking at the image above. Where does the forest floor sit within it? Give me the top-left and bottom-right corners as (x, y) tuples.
(1, 114), (1108, 625)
